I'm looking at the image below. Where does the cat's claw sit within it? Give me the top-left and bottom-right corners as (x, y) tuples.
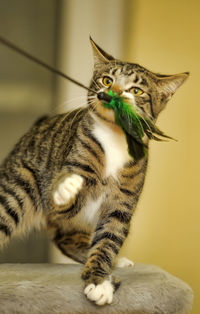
(116, 256), (134, 268)
(84, 280), (114, 306)
(53, 174), (83, 206)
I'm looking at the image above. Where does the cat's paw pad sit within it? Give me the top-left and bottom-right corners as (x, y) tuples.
(116, 257), (134, 268)
(84, 280), (114, 306)
(53, 174), (83, 206)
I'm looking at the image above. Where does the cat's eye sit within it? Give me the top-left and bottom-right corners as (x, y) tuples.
(130, 87), (144, 96)
(102, 76), (113, 88)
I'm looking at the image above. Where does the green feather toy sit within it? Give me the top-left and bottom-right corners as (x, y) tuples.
(98, 90), (175, 161)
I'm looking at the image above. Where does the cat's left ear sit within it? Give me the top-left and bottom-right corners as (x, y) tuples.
(156, 72), (189, 106)
(90, 37), (115, 67)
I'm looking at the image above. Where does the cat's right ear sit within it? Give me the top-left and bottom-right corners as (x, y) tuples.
(90, 37), (115, 67)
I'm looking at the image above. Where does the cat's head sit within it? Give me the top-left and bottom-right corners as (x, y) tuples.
(89, 38), (189, 122)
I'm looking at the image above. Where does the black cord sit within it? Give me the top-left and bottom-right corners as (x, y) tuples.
(0, 35), (97, 94)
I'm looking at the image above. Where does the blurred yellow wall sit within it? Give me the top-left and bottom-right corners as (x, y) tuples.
(120, 1), (199, 313)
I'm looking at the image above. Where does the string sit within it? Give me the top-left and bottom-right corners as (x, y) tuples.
(0, 35), (98, 95)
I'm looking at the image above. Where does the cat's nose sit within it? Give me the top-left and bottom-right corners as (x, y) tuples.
(97, 92), (112, 103)
(111, 85), (122, 95)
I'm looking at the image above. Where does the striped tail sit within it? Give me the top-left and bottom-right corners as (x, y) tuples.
(0, 165), (43, 246)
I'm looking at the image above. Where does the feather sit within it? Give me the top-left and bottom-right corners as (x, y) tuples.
(125, 132), (147, 160)
(100, 90), (175, 160)
(139, 117), (176, 141)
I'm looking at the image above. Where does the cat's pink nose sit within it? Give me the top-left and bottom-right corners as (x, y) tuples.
(111, 85), (122, 95)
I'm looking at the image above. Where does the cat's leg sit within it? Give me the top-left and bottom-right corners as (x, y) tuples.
(50, 171), (88, 220)
(81, 200), (133, 306)
(53, 229), (91, 264)
(49, 170), (92, 263)
(51, 156), (99, 219)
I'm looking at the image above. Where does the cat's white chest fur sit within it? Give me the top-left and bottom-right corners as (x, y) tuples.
(73, 195), (104, 229)
(92, 115), (132, 178)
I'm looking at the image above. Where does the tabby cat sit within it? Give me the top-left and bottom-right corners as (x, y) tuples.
(0, 38), (188, 306)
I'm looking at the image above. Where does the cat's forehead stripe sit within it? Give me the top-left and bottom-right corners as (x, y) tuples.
(111, 68), (118, 75)
(140, 78), (148, 86)
(126, 70), (134, 76)
(133, 75), (139, 83)
(109, 65), (149, 85)
(124, 64), (133, 71)
(110, 68), (121, 76)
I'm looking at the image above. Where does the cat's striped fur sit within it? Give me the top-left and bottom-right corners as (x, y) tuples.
(0, 39), (188, 305)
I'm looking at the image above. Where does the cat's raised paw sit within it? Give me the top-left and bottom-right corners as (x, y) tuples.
(53, 174), (83, 206)
(116, 256), (134, 268)
(84, 280), (114, 306)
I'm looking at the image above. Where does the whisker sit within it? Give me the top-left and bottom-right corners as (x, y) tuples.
(91, 79), (100, 90)
(88, 95), (96, 100)
(55, 95), (91, 113)
(88, 99), (98, 114)
(88, 99), (96, 107)
(62, 95), (87, 105)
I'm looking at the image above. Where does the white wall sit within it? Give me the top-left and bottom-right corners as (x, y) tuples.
(55, 0), (126, 112)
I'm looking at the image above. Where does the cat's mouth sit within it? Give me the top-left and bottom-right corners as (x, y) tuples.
(97, 90), (134, 103)
(97, 89), (176, 151)
(97, 90), (142, 117)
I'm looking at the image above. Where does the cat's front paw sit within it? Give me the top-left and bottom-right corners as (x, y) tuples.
(84, 279), (114, 306)
(53, 174), (83, 206)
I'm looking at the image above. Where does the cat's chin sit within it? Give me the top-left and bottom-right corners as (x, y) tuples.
(93, 99), (116, 122)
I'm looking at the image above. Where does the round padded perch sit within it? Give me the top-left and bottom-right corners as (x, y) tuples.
(0, 263), (193, 314)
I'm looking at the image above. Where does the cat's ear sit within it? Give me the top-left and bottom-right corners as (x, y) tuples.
(90, 37), (115, 67)
(156, 72), (189, 106)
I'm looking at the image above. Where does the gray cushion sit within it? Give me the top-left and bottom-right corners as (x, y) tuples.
(0, 263), (193, 314)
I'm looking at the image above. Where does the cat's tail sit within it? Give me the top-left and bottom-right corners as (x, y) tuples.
(0, 181), (22, 246)
(0, 167), (44, 247)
